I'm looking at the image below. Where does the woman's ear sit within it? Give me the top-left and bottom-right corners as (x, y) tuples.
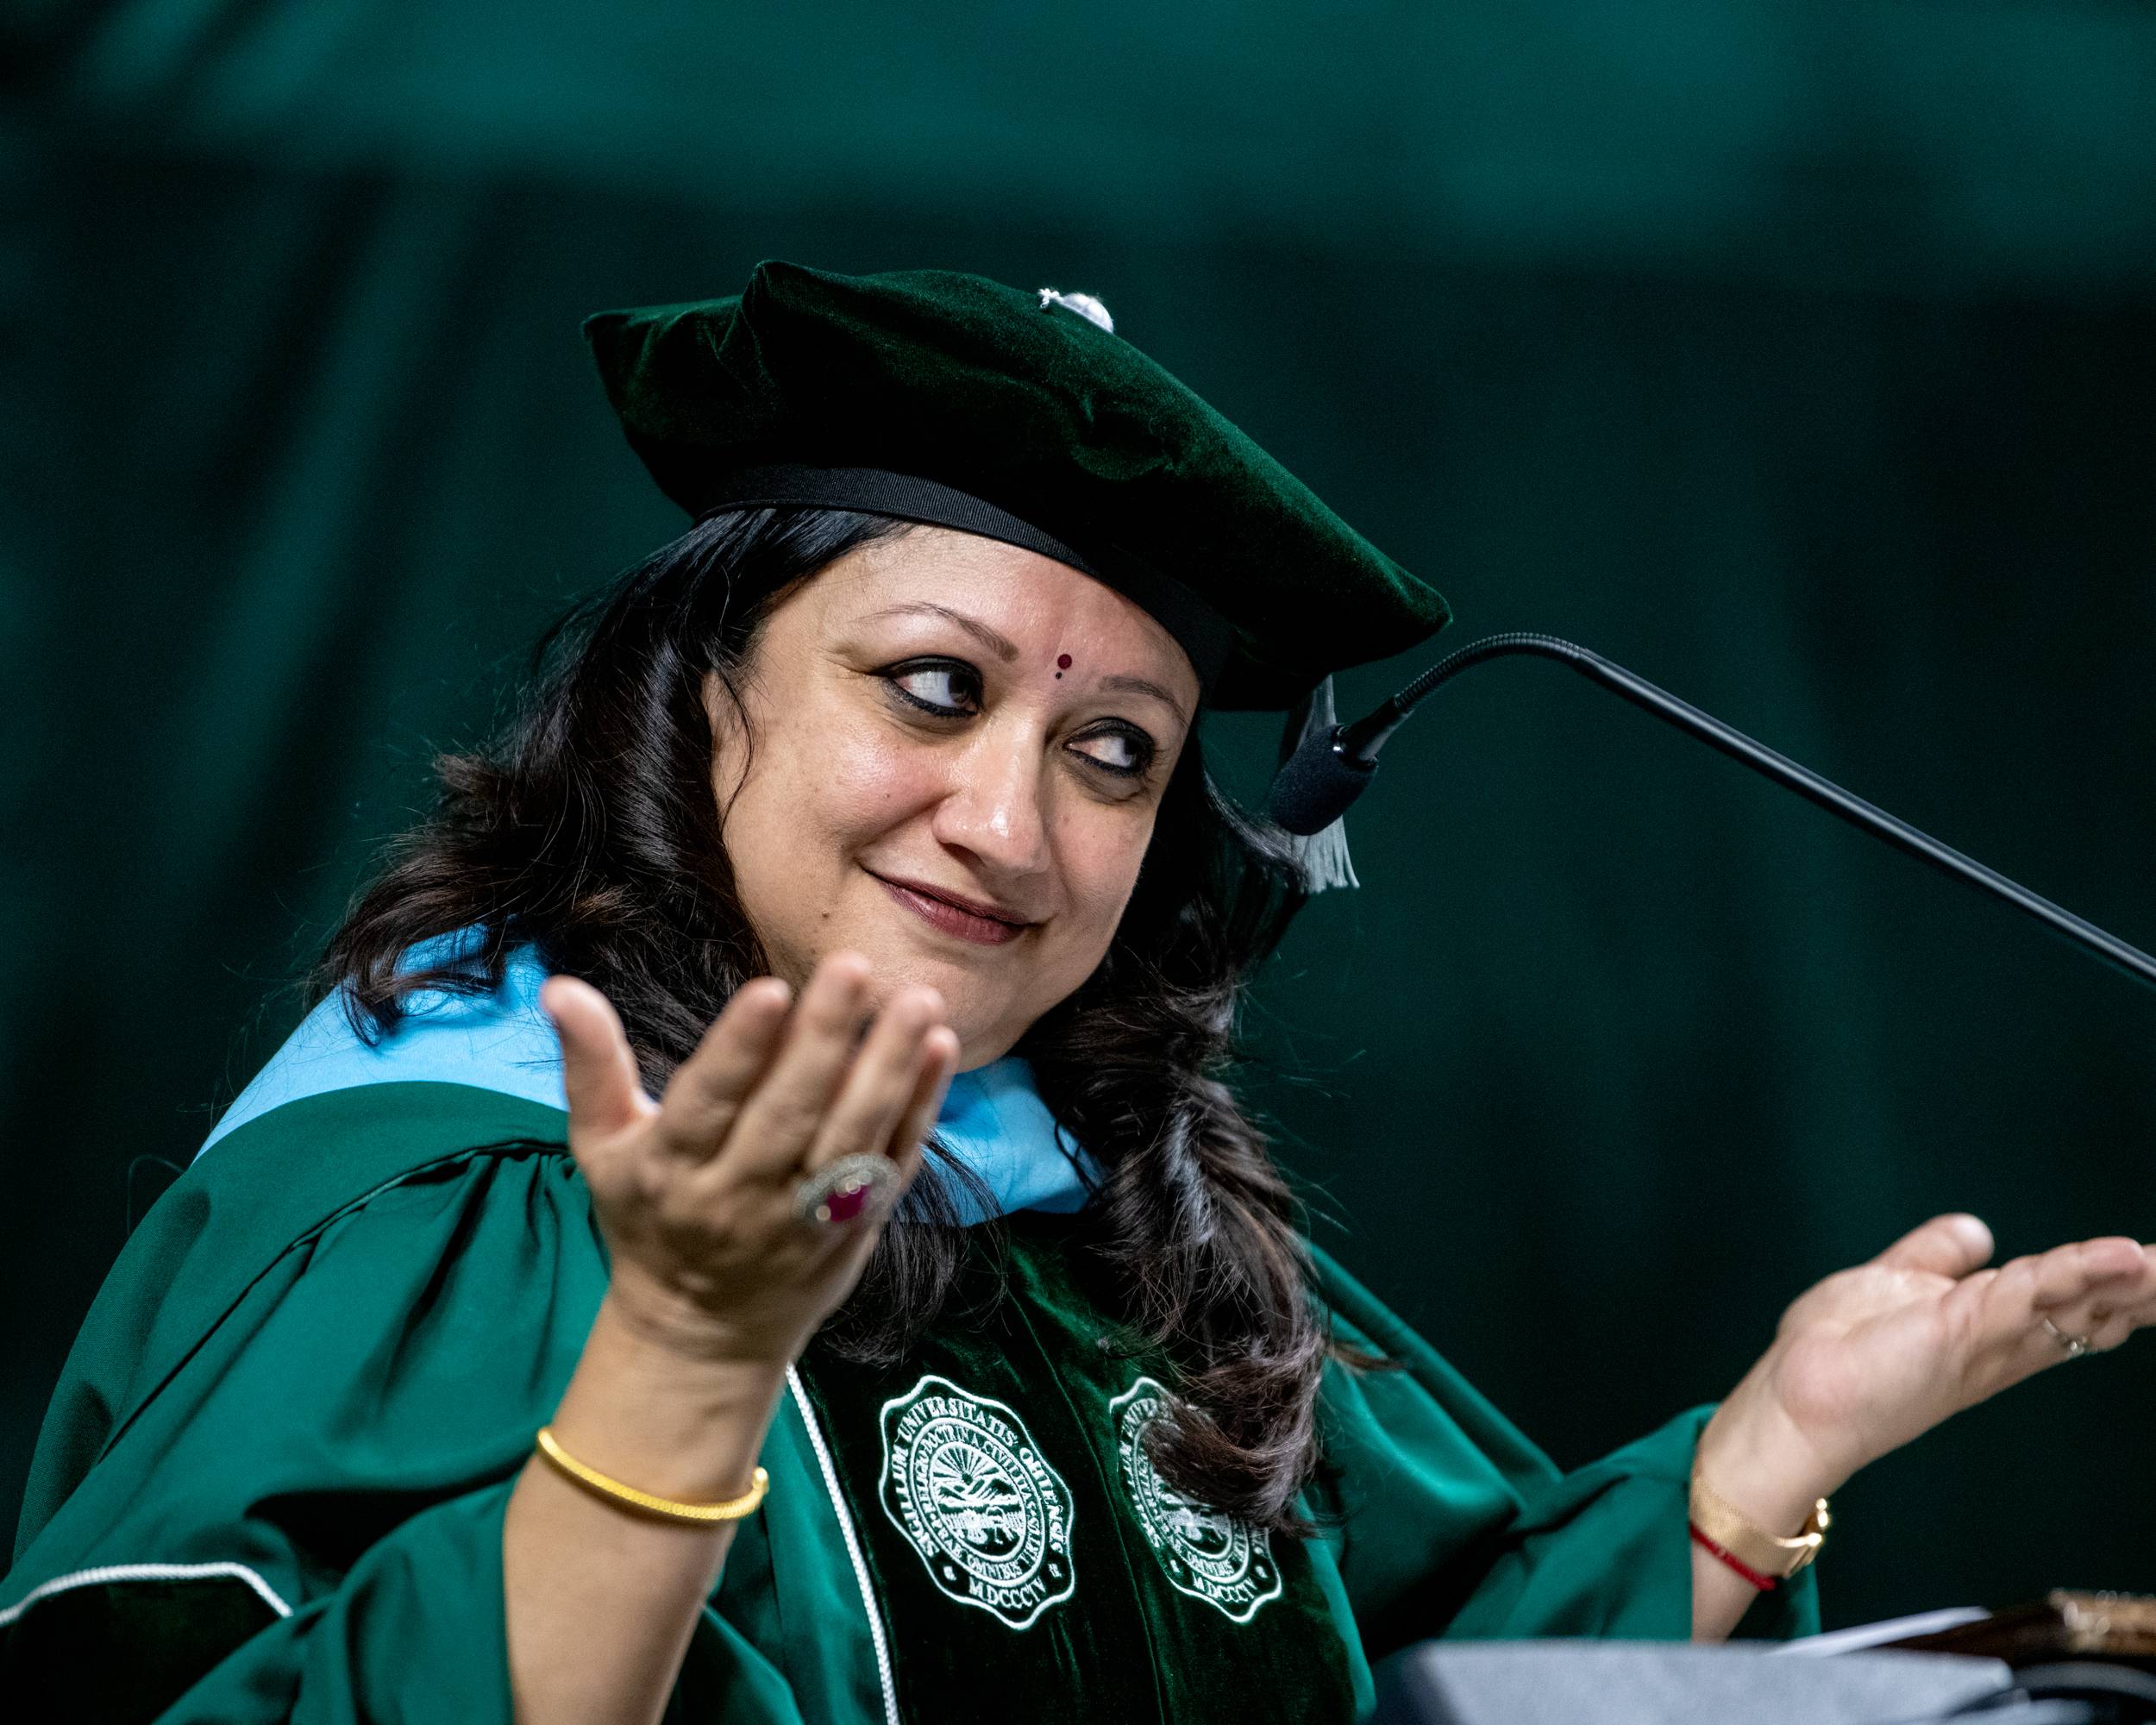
(699, 668), (730, 740)
(701, 667), (754, 815)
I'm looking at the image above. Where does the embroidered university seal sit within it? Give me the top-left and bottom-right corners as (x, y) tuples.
(878, 1374), (1076, 1629)
(1112, 1377), (1282, 1623)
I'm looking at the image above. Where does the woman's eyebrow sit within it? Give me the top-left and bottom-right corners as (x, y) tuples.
(862, 601), (1018, 662)
(1098, 674), (1190, 730)
(862, 601), (1188, 726)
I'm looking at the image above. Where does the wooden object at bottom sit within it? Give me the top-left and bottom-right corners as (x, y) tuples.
(1889, 1592), (2156, 1672)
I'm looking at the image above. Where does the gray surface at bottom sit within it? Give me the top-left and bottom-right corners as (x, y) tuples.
(1377, 1641), (2013, 1725)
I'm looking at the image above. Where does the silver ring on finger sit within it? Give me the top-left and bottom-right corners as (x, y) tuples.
(793, 1152), (900, 1227)
(2040, 1314), (2093, 1358)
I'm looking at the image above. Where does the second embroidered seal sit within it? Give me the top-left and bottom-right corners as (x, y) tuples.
(1112, 1377), (1282, 1623)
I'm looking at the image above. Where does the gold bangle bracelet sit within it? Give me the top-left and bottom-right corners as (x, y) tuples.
(534, 1427), (769, 1525)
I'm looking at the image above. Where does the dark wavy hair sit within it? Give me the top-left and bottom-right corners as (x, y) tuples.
(319, 507), (1341, 1532)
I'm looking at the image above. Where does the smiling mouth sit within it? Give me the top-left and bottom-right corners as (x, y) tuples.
(869, 873), (1032, 947)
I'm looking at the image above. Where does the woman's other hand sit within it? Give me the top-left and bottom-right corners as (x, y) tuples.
(542, 950), (961, 1371)
(1699, 1214), (2156, 1525)
(1689, 1214), (2153, 1640)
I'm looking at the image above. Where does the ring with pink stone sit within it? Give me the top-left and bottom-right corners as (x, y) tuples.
(793, 1152), (901, 1227)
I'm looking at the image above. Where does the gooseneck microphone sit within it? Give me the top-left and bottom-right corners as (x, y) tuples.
(1268, 631), (2156, 994)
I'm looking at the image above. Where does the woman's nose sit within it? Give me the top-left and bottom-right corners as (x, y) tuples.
(931, 730), (1050, 879)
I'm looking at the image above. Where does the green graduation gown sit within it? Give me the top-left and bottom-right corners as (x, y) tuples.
(0, 1081), (1815, 1722)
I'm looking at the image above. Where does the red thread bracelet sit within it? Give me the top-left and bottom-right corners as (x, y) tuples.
(1689, 1522), (1777, 1591)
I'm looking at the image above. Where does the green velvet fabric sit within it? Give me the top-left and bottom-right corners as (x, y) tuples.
(794, 1212), (1361, 1723)
(2, 1085), (1814, 1722)
(584, 262), (1451, 710)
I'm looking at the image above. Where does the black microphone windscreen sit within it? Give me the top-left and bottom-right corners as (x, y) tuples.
(1267, 733), (1377, 835)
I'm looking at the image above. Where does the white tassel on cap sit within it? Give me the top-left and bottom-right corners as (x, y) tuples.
(1293, 813), (1358, 893)
(1280, 675), (1359, 893)
(1037, 288), (1115, 334)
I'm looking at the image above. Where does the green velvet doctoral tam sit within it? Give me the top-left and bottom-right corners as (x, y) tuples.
(1, 1083), (1815, 1722)
(585, 261), (1453, 711)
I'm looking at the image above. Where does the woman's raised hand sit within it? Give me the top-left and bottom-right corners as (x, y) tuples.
(540, 951), (961, 1369)
(1701, 1214), (2156, 1514)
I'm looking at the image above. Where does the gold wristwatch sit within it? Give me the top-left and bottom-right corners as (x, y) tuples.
(1689, 1472), (1831, 1579)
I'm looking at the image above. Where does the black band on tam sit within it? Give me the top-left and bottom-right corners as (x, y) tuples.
(692, 464), (1234, 698)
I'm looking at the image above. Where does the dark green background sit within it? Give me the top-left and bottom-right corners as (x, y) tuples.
(7, 1), (2153, 1630)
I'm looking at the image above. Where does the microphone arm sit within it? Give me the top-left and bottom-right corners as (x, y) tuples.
(1298, 630), (2156, 994)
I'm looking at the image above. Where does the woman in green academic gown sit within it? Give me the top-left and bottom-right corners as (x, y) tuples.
(6, 264), (2154, 1725)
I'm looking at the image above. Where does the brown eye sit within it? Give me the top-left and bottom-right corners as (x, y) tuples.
(1070, 725), (1153, 778)
(885, 661), (982, 716)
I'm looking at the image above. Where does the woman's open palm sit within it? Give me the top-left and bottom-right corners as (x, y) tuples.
(542, 951), (960, 1370)
(1756, 1214), (2156, 1487)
